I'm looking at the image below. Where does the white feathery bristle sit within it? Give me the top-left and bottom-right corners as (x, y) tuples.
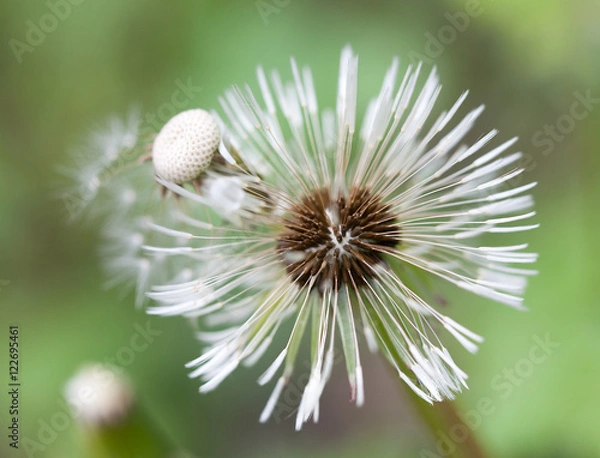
(203, 176), (246, 218)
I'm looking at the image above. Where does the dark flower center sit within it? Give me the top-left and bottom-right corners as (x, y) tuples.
(276, 186), (400, 293)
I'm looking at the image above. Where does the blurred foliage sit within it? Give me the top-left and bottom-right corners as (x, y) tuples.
(1, 0), (599, 457)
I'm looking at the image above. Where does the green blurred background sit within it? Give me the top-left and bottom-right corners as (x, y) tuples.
(1, 0), (599, 457)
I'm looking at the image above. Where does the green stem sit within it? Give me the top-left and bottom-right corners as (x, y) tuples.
(406, 391), (488, 458)
(80, 405), (172, 458)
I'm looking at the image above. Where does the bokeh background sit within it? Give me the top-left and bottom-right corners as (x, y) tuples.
(1, 0), (599, 457)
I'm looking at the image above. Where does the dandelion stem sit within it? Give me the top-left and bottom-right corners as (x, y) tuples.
(406, 392), (488, 458)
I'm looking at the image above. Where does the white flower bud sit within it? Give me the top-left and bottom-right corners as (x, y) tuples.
(64, 364), (134, 426)
(152, 109), (221, 183)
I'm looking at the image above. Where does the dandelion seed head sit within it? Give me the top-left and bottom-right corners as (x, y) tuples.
(277, 186), (400, 293)
(70, 46), (538, 430)
(152, 109), (221, 183)
(64, 364), (134, 426)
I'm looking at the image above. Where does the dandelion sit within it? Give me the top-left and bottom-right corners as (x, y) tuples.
(64, 364), (134, 426)
(59, 109), (142, 221)
(70, 46), (537, 430)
